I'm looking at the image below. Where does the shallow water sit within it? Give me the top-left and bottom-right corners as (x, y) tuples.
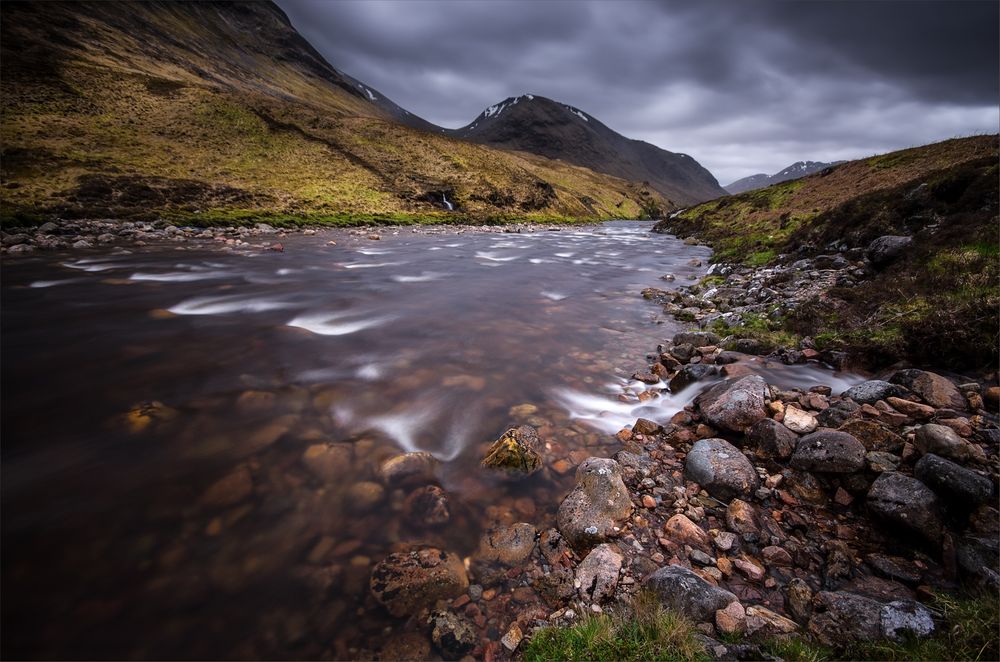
(1, 221), (860, 658)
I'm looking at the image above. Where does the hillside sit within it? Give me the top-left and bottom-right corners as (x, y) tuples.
(655, 135), (999, 369)
(449, 95), (726, 206)
(724, 160), (843, 194)
(0, 2), (667, 226)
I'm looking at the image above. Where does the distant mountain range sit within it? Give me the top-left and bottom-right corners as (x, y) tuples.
(725, 161), (844, 194)
(0, 1), (725, 224)
(449, 95), (726, 206)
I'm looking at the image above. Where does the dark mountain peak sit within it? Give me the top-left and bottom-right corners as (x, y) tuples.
(451, 95), (724, 205)
(725, 159), (845, 194)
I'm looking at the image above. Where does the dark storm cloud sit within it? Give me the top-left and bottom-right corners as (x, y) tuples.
(277, 0), (998, 184)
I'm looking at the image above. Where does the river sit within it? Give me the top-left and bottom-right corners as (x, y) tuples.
(1, 221), (860, 659)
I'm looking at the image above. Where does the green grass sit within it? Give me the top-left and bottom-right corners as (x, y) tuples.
(523, 592), (709, 662)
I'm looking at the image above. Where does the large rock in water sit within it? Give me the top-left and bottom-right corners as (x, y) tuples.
(643, 565), (738, 621)
(890, 369), (966, 410)
(808, 591), (934, 648)
(696, 375), (769, 433)
(476, 523), (537, 565)
(556, 458), (633, 552)
(684, 438), (759, 501)
(914, 454), (993, 506)
(790, 430), (866, 473)
(481, 425), (542, 477)
(866, 472), (943, 543)
(370, 548), (469, 617)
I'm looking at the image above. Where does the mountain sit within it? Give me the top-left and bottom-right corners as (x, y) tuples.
(449, 95), (726, 207)
(0, 1), (667, 225)
(724, 160), (844, 194)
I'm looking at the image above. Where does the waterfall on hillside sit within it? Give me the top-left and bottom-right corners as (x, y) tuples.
(442, 193), (454, 211)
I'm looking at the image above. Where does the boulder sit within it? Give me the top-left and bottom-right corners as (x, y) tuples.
(914, 454), (993, 506)
(866, 235), (912, 267)
(370, 548), (469, 617)
(843, 380), (904, 405)
(914, 424), (972, 462)
(890, 369), (966, 410)
(477, 523), (537, 565)
(696, 375), (769, 433)
(556, 458), (633, 551)
(790, 430), (866, 473)
(866, 472), (943, 542)
(643, 564), (738, 621)
(685, 438), (759, 501)
(808, 591), (933, 647)
(746, 418), (798, 460)
(480, 425), (542, 477)
(575, 543), (623, 602)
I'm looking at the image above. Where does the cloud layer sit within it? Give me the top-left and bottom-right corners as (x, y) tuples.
(278, 0), (998, 184)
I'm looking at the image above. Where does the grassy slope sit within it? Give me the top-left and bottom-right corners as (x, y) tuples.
(0, 2), (666, 226)
(659, 136), (1000, 370)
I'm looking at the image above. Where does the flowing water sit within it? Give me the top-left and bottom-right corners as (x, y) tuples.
(1, 221), (860, 659)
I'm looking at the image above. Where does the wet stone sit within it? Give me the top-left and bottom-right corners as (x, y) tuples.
(370, 549), (469, 618)
(684, 438), (759, 501)
(480, 425), (543, 477)
(477, 522), (536, 565)
(914, 454), (993, 506)
(867, 472), (943, 543)
(379, 451), (439, 487)
(429, 611), (476, 660)
(696, 375), (770, 433)
(556, 457), (633, 552)
(404, 485), (451, 527)
(746, 418), (799, 460)
(575, 543), (623, 602)
(301, 443), (352, 482)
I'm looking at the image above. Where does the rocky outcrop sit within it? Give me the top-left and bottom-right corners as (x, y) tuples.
(556, 458), (633, 551)
(684, 438), (759, 501)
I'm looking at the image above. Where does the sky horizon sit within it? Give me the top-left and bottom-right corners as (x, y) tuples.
(278, 0), (999, 185)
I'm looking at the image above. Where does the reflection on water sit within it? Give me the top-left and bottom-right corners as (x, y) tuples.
(1, 222), (860, 659)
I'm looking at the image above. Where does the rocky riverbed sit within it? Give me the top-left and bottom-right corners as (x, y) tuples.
(2, 219), (995, 660)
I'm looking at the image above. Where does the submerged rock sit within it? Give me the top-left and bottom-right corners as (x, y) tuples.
(480, 425), (542, 477)
(428, 611), (476, 660)
(379, 451), (439, 486)
(404, 485), (451, 527)
(477, 522), (536, 565)
(556, 457), (633, 551)
(370, 548), (469, 617)
(684, 438), (759, 501)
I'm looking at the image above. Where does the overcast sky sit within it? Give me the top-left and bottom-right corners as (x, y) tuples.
(278, 0), (998, 184)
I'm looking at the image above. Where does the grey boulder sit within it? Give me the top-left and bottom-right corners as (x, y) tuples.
(643, 565), (738, 621)
(867, 472), (943, 542)
(696, 375), (769, 433)
(790, 430), (866, 473)
(685, 438), (759, 501)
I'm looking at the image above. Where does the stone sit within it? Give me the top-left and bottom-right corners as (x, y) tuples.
(725, 499), (760, 539)
(556, 458), (633, 551)
(843, 380), (904, 405)
(914, 424), (972, 462)
(914, 454), (993, 506)
(370, 549), (469, 617)
(880, 600), (935, 642)
(734, 557), (765, 581)
(816, 400), (861, 428)
(745, 606), (799, 637)
(782, 406), (818, 434)
(664, 514), (711, 551)
(867, 235), (912, 267)
(501, 624), (524, 652)
(866, 451), (900, 473)
(301, 443), (352, 482)
(633, 418), (661, 435)
(346, 481), (385, 514)
(790, 430), (866, 473)
(201, 465), (253, 508)
(379, 452), (438, 486)
(643, 564), (738, 621)
(715, 600), (746, 635)
(786, 578), (813, 624)
(380, 633), (431, 662)
(696, 375), (769, 433)
(762, 545), (793, 567)
(576, 543), (623, 602)
(480, 425), (542, 477)
(684, 438), (759, 501)
(746, 418), (798, 460)
(404, 485), (451, 527)
(674, 331), (721, 347)
(890, 369), (966, 410)
(885, 397), (935, 420)
(867, 472), (943, 542)
(713, 531), (737, 552)
(865, 554), (923, 585)
(808, 591), (883, 647)
(669, 364), (718, 393)
(477, 523), (536, 565)
(428, 611), (476, 660)
(838, 419), (904, 453)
